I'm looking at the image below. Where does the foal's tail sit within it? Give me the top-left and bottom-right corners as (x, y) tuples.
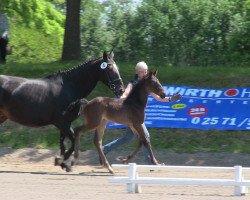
(63, 98), (89, 118)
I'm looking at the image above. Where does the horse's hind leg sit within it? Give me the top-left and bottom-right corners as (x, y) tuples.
(94, 120), (114, 174)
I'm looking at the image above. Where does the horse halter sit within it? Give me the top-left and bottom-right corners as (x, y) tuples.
(100, 61), (123, 95)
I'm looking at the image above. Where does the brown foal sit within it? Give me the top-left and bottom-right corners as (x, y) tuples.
(71, 70), (167, 173)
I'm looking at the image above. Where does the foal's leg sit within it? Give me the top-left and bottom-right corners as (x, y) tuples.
(73, 113), (104, 165)
(72, 123), (95, 164)
(134, 124), (159, 165)
(73, 125), (84, 162)
(116, 141), (142, 164)
(93, 120), (114, 174)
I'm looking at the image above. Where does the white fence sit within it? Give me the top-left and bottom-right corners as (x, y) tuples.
(110, 163), (250, 196)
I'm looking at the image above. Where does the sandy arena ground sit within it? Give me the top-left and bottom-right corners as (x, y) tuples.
(0, 147), (250, 200)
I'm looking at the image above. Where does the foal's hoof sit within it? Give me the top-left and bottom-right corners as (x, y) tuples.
(54, 157), (63, 166)
(116, 156), (128, 164)
(108, 168), (115, 174)
(98, 156), (105, 166)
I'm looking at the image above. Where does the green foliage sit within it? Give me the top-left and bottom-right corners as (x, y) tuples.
(6, 0), (64, 37)
(79, 0), (112, 60)
(103, 0), (134, 61)
(2, 0), (64, 63)
(95, 0), (249, 67)
(227, 0), (250, 66)
(2, 0), (249, 65)
(8, 24), (62, 63)
(127, 0), (239, 66)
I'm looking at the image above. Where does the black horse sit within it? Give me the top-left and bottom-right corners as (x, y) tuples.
(0, 50), (124, 171)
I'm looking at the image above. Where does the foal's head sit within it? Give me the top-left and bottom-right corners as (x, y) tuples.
(145, 70), (166, 98)
(97, 50), (124, 97)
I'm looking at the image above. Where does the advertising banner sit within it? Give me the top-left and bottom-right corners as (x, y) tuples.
(107, 85), (250, 130)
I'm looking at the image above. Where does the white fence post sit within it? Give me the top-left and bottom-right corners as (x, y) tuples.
(111, 164), (250, 196)
(135, 172), (142, 193)
(234, 165), (246, 196)
(127, 163), (137, 193)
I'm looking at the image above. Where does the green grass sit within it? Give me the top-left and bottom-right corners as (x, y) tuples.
(1, 61), (250, 153)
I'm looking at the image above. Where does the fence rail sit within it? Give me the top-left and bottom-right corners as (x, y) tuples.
(110, 163), (250, 196)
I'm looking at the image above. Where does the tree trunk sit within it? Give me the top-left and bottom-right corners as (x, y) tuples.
(61, 0), (81, 61)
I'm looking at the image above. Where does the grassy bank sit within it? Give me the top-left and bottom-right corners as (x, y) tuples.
(0, 61), (250, 153)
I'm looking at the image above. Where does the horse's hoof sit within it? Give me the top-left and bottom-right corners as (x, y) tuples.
(60, 162), (66, 170)
(66, 166), (72, 172)
(71, 160), (77, 166)
(60, 163), (72, 172)
(54, 157), (63, 166)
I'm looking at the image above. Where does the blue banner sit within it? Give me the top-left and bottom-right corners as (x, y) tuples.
(107, 85), (250, 130)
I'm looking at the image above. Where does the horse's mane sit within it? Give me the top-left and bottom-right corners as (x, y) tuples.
(124, 73), (151, 103)
(44, 57), (101, 79)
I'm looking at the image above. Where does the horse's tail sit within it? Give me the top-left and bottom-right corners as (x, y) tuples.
(63, 98), (89, 118)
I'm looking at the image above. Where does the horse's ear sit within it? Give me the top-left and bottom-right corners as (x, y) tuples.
(149, 69), (157, 77)
(103, 51), (108, 61)
(109, 49), (114, 59)
(148, 70), (153, 77)
(153, 69), (158, 76)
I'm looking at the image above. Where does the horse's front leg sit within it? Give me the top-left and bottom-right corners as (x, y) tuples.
(94, 120), (114, 174)
(63, 126), (75, 161)
(54, 131), (66, 166)
(60, 134), (66, 156)
(134, 124), (159, 165)
(55, 126), (75, 172)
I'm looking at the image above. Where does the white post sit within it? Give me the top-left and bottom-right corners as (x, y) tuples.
(127, 163), (137, 193)
(234, 165), (246, 196)
(135, 172), (142, 193)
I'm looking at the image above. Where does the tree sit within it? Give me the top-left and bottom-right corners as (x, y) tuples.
(61, 0), (81, 61)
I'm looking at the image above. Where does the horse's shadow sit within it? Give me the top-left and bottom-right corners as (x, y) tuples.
(0, 169), (113, 177)
(0, 147), (58, 162)
(0, 147), (16, 157)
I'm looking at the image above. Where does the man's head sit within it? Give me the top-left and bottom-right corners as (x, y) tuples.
(135, 61), (148, 80)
